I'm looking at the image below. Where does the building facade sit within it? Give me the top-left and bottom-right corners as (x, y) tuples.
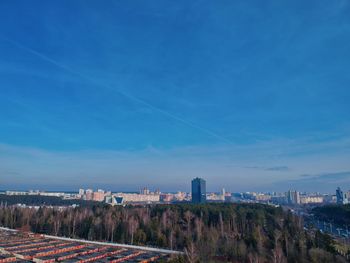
(286, 190), (300, 205)
(191, 177), (206, 204)
(336, 187), (348, 204)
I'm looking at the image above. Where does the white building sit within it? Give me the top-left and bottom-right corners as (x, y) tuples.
(113, 193), (160, 203)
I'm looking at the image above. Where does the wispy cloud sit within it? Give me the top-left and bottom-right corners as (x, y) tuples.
(273, 171), (350, 193)
(245, 166), (290, 172)
(0, 35), (234, 145)
(265, 166), (290, 171)
(299, 171), (350, 181)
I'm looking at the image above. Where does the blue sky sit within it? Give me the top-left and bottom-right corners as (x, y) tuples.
(0, 0), (350, 192)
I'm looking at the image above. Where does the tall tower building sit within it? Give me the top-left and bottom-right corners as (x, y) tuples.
(336, 187), (348, 204)
(293, 191), (300, 204)
(221, 188), (226, 201)
(286, 190), (300, 205)
(191, 177), (206, 204)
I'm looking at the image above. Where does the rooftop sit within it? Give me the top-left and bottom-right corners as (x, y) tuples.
(0, 228), (174, 262)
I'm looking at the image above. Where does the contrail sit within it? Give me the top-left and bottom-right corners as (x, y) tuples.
(0, 35), (233, 144)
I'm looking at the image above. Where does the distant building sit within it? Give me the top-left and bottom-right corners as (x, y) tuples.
(286, 190), (300, 205)
(323, 194), (336, 204)
(221, 188), (226, 201)
(105, 196), (124, 206)
(300, 196), (323, 204)
(85, 189), (93, 201)
(6, 191), (27, 196)
(174, 191), (187, 201)
(140, 187), (150, 195)
(206, 192), (222, 201)
(93, 189), (105, 202)
(294, 191), (300, 204)
(78, 189), (85, 196)
(255, 194), (272, 202)
(271, 195), (288, 205)
(160, 193), (174, 202)
(114, 193), (160, 203)
(336, 187), (348, 204)
(191, 177), (206, 204)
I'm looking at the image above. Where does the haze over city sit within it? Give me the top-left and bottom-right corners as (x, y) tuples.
(1, 0), (350, 192)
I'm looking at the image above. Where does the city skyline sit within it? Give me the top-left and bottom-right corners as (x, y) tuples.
(1, 1), (350, 192)
(3, 183), (347, 206)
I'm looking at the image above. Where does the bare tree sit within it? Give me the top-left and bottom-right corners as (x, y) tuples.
(184, 210), (194, 238)
(185, 242), (198, 263)
(128, 215), (138, 245)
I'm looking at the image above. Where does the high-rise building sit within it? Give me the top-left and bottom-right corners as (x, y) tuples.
(192, 177), (206, 204)
(221, 188), (226, 201)
(286, 190), (300, 205)
(336, 187), (348, 204)
(293, 191), (300, 204)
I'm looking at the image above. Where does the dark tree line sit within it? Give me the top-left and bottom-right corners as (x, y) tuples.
(0, 203), (347, 263)
(312, 204), (350, 226)
(0, 194), (100, 207)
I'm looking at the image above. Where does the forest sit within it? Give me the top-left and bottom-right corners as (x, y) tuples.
(0, 202), (348, 263)
(312, 204), (350, 226)
(0, 194), (100, 207)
